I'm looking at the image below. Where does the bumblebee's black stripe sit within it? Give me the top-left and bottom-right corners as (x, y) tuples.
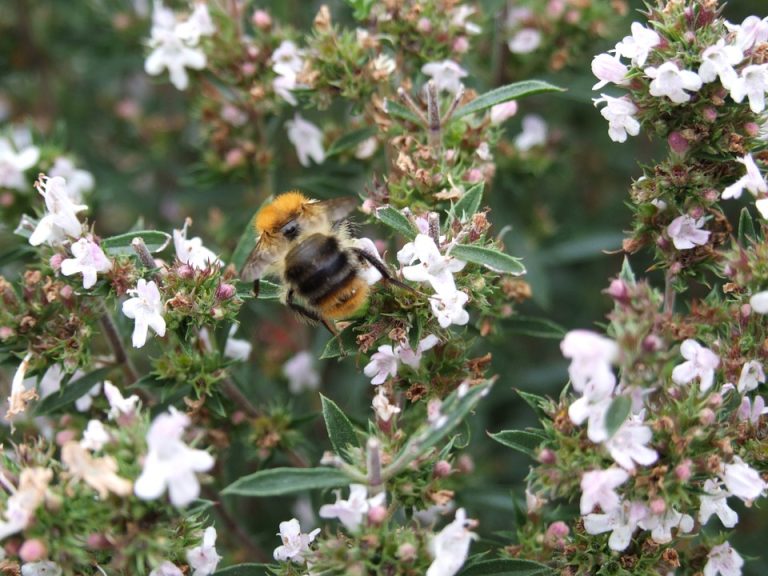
(284, 234), (357, 302)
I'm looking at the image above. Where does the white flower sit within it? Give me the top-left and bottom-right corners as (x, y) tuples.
(508, 28), (541, 54)
(399, 234), (466, 295)
(429, 289), (470, 328)
(7, 353), (34, 420)
(704, 542), (744, 576)
(638, 508), (694, 543)
(615, 22), (661, 67)
(671, 339), (719, 392)
(580, 467), (629, 515)
(103, 381), (140, 420)
(48, 157), (94, 203)
(514, 114), (548, 151)
(286, 114), (325, 167)
(354, 237), (384, 285)
(81, 419), (110, 451)
(426, 508), (477, 576)
(144, 3), (207, 90)
(667, 215), (710, 250)
(560, 330), (618, 396)
(0, 467), (52, 540)
(592, 53), (629, 90)
(593, 94), (640, 143)
(372, 388), (401, 422)
(729, 64), (768, 113)
(645, 61), (703, 104)
(721, 456), (767, 504)
(698, 39), (743, 90)
(363, 345), (398, 385)
(273, 518), (320, 563)
(583, 500), (646, 552)
(490, 101), (518, 125)
(273, 74), (299, 106)
(569, 394), (612, 443)
(36, 365), (100, 412)
(186, 526), (222, 576)
(605, 415), (658, 472)
(750, 290), (768, 313)
(0, 137), (39, 191)
(397, 334), (439, 369)
(699, 479), (738, 528)
(21, 562), (62, 576)
(272, 40), (304, 77)
(29, 176), (87, 247)
(282, 351), (320, 394)
(355, 137), (378, 160)
(421, 60), (468, 94)
(174, 220), (220, 270)
(122, 279), (166, 348)
(754, 197), (768, 219)
(318, 483), (386, 531)
(737, 359), (765, 393)
(60, 237), (112, 290)
(186, 3), (215, 37)
(224, 325), (252, 361)
(737, 395), (767, 424)
(134, 407), (215, 507)
(149, 562), (184, 576)
(451, 6), (481, 35)
(725, 15), (768, 51)
(721, 154), (767, 200)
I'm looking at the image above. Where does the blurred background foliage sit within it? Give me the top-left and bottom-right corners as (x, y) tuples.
(1, 0), (766, 570)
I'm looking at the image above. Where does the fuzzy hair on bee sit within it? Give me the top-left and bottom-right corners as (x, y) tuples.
(241, 191), (408, 332)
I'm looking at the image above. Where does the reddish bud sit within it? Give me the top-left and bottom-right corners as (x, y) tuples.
(702, 107), (717, 122)
(745, 122), (760, 136)
(0, 327), (13, 340)
(649, 498), (666, 515)
(699, 407), (716, 426)
(19, 539), (47, 562)
(368, 505), (388, 525)
(55, 429), (77, 446)
(434, 460), (452, 478)
(417, 18), (432, 33)
(225, 148), (246, 168)
(465, 168), (483, 183)
(606, 278), (630, 303)
(59, 284), (74, 300)
(49, 253), (65, 271)
(675, 459), (692, 481)
(642, 334), (663, 352)
(397, 542), (417, 561)
(452, 36), (469, 54)
(668, 132), (689, 155)
(547, 520), (569, 538)
(708, 393), (723, 407)
(241, 62), (257, 77)
(456, 454), (475, 474)
(538, 448), (557, 465)
(216, 283), (236, 300)
(177, 263), (195, 278)
(87, 533), (111, 549)
(252, 9), (272, 29)
(231, 410), (247, 425)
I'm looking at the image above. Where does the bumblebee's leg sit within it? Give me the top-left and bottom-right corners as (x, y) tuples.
(252, 279), (260, 299)
(353, 248), (415, 293)
(286, 289), (338, 335)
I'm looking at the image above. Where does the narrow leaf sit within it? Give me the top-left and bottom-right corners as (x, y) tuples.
(385, 99), (422, 124)
(236, 279), (281, 301)
(326, 127), (378, 157)
(35, 366), (113, 416)
(453, 182), (484, 220)
(222, 467), (351, 497)
(505, 316), (565, 339)
(453, 81), (564, 120)
(321, 395), (360, 462)
(605, 395), (631, 438)
(515, 389), (550, 420)
(375, 206), (416, 240)
(213, 564), (272, 576)
(619, 256), (636, 285)
(460, 558), (555, 576)
(101, 230), (172, 256)
(320, 330), (357, 359)
(738, 206), (757, 245)
(450, 244), (525, 275)
(488, 430), (546, 457)
(231, 216), (258, 271)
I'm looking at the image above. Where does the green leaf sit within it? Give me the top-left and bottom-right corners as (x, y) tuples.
(222, 467), (351, 497)
(619, 256), (636, 285)
(320, 394), (360, 463)
(605, 395), (631, 438)
(453, 81), (564, 120)
(320, 330), (357, 359)
(738, 206), (757, 245)
(375, 206), (416, 240)
(213, 564), (272, 576)
(0, 245), (35, 267)
(504, 316), (565, 339)
(231, 215), (258, 271)
(453, 182), (484, 220)
(326, 127), (378, 157)
(460, 558), (555, 576)
(35, 366), (113, 416)
(343, 0), (376, 20)
(101, 230), (172, 256)
(236, 279), (281, 301)
(488, 430), (546, 458)
(385, 99), (422, 124)
(515, 389), (549, 420)
(450, 244), (525, 275)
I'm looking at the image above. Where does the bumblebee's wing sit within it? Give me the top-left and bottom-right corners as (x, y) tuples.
(311, 196), (358, 223)
(240, 238), (275, 282)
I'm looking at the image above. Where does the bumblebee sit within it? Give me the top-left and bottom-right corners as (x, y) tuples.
(240, 191), (405, 332)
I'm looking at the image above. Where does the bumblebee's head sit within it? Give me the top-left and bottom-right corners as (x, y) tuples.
(254, 191), (308, 238)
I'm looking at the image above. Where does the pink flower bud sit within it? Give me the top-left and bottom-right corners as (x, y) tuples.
(434, 460), (452, 477)
(708, 393), (723, 407)
(649, 498), (666, 515)
(565, 10), (580, 24)
(368, 505), (388, 525)
(177, 263), (195, 279)
(216, 283), (236, 300)
(741, 303), (752, 318)
(668, 132), (689, 155)
(538, 448), (556, 464)
(0, 192), (14, 207)
(642, 334), (663, 352)
(745, 122), (760, 136)
(606, 278), (630, 303)
(251, 9), (272, 29)
(55, 429), (77, 446)
(225, 148), (246, 168)
(19, 539), (47, 562)
(241, 62), (257, 77)
(59, 284), (74, 300)
(669, 262), (682, 275)
(87, 533), (110, 549)
(703, 188), (719, 202)
(0, 327), (13, 340)
(702, 107), (717, 122)
(675, 459), (692, 481)
(231, 410), (247, 425)
(546, 520), (569, 538)
(465, 168), (483, 183)
(49, 253), (65, 271)
(490, 101), (518, 125)
(453, 36), (469, 54)
(547, 0), (565, 17)
(397, 542), (417, 561)
(417, 18), (432, 33)
(247, 46), (260, 59)
(699, 407), (716, 426)
(689, 206), (704, 219)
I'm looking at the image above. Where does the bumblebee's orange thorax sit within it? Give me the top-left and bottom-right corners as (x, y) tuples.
(254, 191), (308, 235)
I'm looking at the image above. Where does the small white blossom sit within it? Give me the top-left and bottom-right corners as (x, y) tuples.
(584, 500), (647, 552)
(730, 64), (768, 113)
(490, 101), (518, 125)
(721, 154), (767, 200)
(48, 157), (94, 203)
(721, 456), (767, 504)
(60, 237), (112, 289)
(363, 345), (398, 385)
(421, 60), (468, 94)
(725, 15), (768, 51)
(0, 137), (39, 191)
(81, 419), (110, 451)
(286, 114), (325, 167)
(20, 562), (62, 576)
(615, 22), (661, 67)
(354, 237), (384, 285)
(699, 479), (738, 528)
(36, 365), (100, 413)
(698, 39), (743, 89)
(426, 508), (477, 576)
(273, 518), (320, 563)
(103, 380), (140, 420)
(750, 290), (768, 313)
(122, 279), (166, 348)
(429, 289), (470, 328)
(0, 467), (52, 540)
(282, 351), (320, 394)
(149, 562), (184, 576)
(514, 114), (548, 151)
(704, 542), (744, 576)
(560, 330), (618, 396)
(397, 334), (439, 369)
(174, 219), (220, 270)
(224, 325), (252, 361)
(186, 526), (222, 576)
(272, 40), (304, 77)
(737, 395), (767, 424)
(667, 215), (710, 250)
(593, 94), (640, 143)
(134, 408), (215, 507)
(29, 176), (87, 247)
(591, 53), (629, 90)
(451, 6), (481, 35)
(671, 339), (719, 392)
(372, 388), (401, 422)
(569, 394), (612, 443)
(273, 74), (299, 106)
(186, 4), (215, 37)
(318, 484), (386, 531)
(508, 28), (541, 54)
(605, 414), (658, 472)
(737, 359), (765, 393)
(638, 508), (694, 543)
(354, 137), (378, 160)
(7, 353), (34, 420)
(399, 234), (466, 295)
(580, 468), (629, 515)
(645, 61), (703, 104)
